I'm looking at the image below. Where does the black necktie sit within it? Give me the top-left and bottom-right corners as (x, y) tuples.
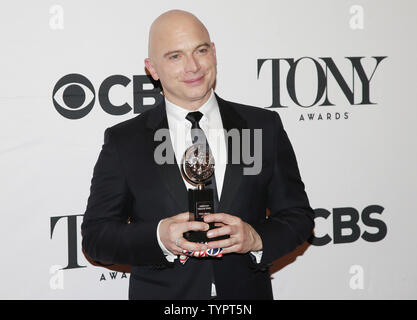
(186, 111), (220, 297)
(185, 111), (220, 212)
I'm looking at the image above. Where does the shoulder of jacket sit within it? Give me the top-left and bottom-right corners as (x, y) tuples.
(218, 96), (282, 126)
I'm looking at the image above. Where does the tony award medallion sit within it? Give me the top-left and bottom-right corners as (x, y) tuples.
(181, 143), (226, 243)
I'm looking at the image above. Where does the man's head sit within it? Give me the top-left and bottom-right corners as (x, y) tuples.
(145, 10), (217, 110)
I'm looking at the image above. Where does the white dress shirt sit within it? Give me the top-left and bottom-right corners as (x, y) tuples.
(165, 90), (227, 198)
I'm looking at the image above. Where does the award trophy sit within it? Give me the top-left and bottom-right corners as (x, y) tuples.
(181, 143), (228, 243)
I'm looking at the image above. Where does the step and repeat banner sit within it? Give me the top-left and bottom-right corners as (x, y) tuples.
(1, 0), (416, 299)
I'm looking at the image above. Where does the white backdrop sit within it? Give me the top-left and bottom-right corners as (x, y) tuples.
(1, 0), (416, 299)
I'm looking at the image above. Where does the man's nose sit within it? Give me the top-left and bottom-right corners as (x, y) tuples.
(184, 55), (200, 73)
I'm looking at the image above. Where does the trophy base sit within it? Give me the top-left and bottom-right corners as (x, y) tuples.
(184, 188), (230, 243)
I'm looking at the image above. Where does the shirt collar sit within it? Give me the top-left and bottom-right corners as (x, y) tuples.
(165, 89), (217, 124)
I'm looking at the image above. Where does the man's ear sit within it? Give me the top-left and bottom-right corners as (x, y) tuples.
(144, 58), (159, 81)
(211, 42), (217, 65)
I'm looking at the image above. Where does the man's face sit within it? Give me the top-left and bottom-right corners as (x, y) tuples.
(145, 16), (217, 109)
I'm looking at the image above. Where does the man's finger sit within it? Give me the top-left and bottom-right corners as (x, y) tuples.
(214, 222), (226, 228)
(206, 225), (233, 239)
(167, 220), (209, 235)
(204, 213), (238, 224)
(177, 221), (210, 233)
(220, 244), (241, 255)
(180, 239), (208, 252)
(206, 237), (235, 250)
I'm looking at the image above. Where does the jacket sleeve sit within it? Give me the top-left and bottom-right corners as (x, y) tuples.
(81, 128), (169, 266)
(252, 111), (315, 270)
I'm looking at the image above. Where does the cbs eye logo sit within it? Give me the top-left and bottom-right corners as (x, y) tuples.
(52, 74), (96, 120)
(52, 73), (163, 120)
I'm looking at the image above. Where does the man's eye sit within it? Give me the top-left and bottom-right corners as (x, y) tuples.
(169, 54), (180, 60)
(199, 48), (208, 53)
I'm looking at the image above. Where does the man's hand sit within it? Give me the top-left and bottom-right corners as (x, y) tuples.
(159, 212), (210, 255)
(203, 213), (263, 254)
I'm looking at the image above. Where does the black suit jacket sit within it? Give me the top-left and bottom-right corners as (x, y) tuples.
(81, 94), (314, 300)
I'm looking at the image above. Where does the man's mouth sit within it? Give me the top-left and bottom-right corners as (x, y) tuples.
(183, 75), (204, 85)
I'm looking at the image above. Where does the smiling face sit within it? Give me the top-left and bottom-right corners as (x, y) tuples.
(145, 10), (217, 110)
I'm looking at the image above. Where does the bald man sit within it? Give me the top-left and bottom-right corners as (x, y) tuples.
(82, 10), (314, 300)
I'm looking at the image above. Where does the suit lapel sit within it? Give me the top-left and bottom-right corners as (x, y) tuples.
(146, 100), (188, 213)
(215, 94), (247, 213)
